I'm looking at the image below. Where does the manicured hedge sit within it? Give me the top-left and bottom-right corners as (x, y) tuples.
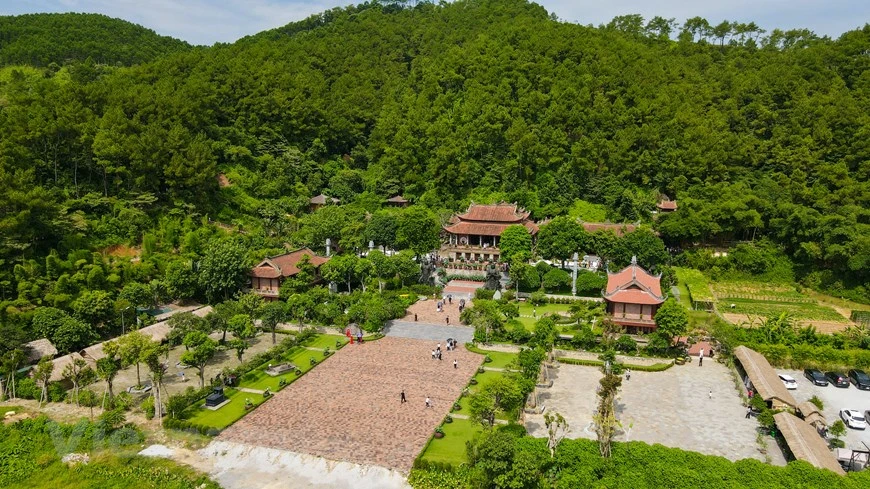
(556, 357), (674, 372)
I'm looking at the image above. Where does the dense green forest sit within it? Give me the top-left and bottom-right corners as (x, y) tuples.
(0, 13), (191, 66)
(0, 0), (868, 354)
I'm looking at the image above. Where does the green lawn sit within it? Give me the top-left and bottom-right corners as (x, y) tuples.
(419, 417), (480, 465)
(185, 388), (268, 429)
(239, 366), (298, 392)
(476, 350), (517, 370)
(301, 334), (349, 350)
(517, 303), (572, 317)
(183, 334), (340, 429)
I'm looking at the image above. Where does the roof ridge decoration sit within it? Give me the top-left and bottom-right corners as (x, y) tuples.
(603, 259), (665, 303)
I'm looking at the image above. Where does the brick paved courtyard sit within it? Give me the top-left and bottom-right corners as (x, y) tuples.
(400, 295), (472, 325)
(219, 336), (482, 472)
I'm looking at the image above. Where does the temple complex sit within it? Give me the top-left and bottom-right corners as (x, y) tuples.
(441, 202), (538, 262)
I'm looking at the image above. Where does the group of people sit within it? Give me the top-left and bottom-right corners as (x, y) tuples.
(400, 389), (432, 408)
(430, 340), (460, 369)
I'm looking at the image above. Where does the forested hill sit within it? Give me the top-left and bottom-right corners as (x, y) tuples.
(0, 0), (868, 300)
(0, 13), (190, 67)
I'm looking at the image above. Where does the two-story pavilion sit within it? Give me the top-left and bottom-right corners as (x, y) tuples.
(603, 256), (665, 332)
(441, 202), (538, 262)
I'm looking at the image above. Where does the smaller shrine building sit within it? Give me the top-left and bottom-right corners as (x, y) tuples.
(603, 256), (665, 332)
(250, 248), (330, 300)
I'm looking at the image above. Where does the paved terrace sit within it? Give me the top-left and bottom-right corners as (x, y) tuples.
(219, 337), (482, 472)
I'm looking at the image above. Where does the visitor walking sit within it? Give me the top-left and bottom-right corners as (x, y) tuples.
(745, 406), (752, 419)
(401, 390), (407, 403)
(431, 349), (436, 359)
(414, 313), (418, 321)
(625, 369), (630, 381)
(425, 396), (431, 408)
(446, 316), (450, 325)
(709, 390), (713, 399)
(453, 359), (458, 369)
(699, 348), (704, 367)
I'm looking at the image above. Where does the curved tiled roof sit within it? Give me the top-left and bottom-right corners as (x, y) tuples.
(456, 202), (530, 222)
(251, 248), (330, 279)
(443, 220), (538, 237)
(603, 258), (664, 305)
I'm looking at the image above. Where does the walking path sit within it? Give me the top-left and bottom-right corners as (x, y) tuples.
(450, 413), (507, 425)
(384, 320), (474, 343)
(238, 387), (265, 394)
(554, 349), (669, 367)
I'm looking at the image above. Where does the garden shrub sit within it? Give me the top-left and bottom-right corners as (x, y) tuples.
(475, 288), (495, 300)
(141, 396), (155, 420)
(543, 268), (570, 292)
(15, 377), (38, 399)
(615, 335), (637, 353)
(507, 321), (531, 344)
(529, 291), (547, 306)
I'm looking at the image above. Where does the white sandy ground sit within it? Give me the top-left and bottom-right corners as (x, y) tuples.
(140, 441), (411, 489)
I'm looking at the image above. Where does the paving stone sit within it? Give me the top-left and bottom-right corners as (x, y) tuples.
(219, 337), (481, 472)
(384, 321), (474, 343)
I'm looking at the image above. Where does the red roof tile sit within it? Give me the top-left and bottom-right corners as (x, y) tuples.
(443, 221), (538, 236)
(657, 200), (678, 210)
(603, 259), (664, 305)
(251, 248), (330, 278)
(456, 203), (530, 222)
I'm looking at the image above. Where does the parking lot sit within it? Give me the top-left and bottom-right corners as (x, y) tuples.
(526, 361), (780, 463)
(780, 369), (870, 450)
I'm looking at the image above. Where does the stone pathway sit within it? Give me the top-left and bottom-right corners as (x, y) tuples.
(384, 320), (474, 343)
(219, 337), (482, 472)
(450, 413), (507, 425)
(238, 387), (265, 394)
(555, 349), (668, 367)
(401, 296), (471, 324)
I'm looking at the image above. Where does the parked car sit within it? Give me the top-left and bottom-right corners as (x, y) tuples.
(825, 371), (850, 388)
(840, 409), (867, 430)
(847, 369), (870, 390)
(804, 369), (828, 386)
(778, 374), (798, 390)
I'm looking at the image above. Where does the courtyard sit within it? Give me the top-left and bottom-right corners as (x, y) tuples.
(525, 360), (776, 463)
(218, 336), (482, 471)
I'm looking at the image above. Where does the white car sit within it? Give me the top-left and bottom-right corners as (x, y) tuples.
(840, 409), (867, 430)
(778, 374), (798, 390)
